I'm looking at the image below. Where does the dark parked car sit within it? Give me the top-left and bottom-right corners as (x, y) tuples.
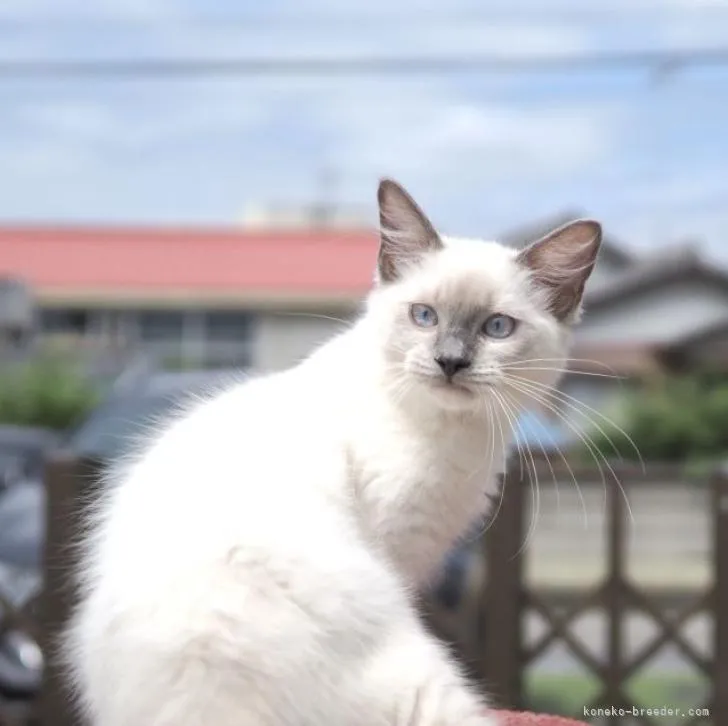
(0, 426), (59, 697)
(0, 426), (58, 494)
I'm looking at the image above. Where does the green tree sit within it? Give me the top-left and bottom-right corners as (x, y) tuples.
(587, 372), (728, 466)
(0, 356), (99, 430)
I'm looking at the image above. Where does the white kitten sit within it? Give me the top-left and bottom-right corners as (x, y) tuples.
(63, 180), (601, 726)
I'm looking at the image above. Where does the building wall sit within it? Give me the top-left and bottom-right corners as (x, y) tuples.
(253, 311), (352, 372)
(34, 302), (360, 374)
(35, 305), (255, 370)
(526, 478), (710, 588)
(678, 330), (728, 369)
(578, 278), (728, 344)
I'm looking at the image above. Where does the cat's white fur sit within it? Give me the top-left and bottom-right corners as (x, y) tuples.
(64, 181), (600, 726)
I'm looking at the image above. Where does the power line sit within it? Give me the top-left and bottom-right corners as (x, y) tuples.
(2, 1), (727, 24)
(0, 48), (727, 80)
(0, 9), (702, 26)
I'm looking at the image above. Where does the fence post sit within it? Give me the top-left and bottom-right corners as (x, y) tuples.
(604, 469), (626, 709)
(39, 454), (102, 726)
(480, 464), (525, 710)
(713, 465), (728, 724)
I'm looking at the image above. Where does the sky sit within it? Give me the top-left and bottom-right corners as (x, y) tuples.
(1, 0), (728, 261)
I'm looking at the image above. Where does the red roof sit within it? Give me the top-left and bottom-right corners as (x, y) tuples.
(0, 225), (379, 305)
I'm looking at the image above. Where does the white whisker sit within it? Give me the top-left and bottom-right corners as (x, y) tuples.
(503, 377), (603, 527)
(503, 376), (635, 527)
(498, 388), (546, 553)
(501, 366), (623, 381)
(506, 373), (644, 471)
(491, 388), (540, 559)
(467, 396), (503, 541)
(505, 356), (622, 378)
(504, 389), (564, 523)
(283, 312), (351, 326)
(507, 387), (589, 529)
(475, 392), (511, 540)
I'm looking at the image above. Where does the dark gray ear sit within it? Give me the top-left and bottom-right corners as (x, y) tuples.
(516, 219), (602, 321)
(377, 178), (443, 283)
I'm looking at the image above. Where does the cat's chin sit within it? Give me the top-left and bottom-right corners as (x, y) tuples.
(419, 377), (484, 412)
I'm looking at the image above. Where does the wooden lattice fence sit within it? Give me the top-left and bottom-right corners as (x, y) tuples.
(0, 456), (725, 725)
(470, 462), (727, 725)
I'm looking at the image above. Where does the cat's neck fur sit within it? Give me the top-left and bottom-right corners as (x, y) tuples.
(299, 318), (506, 584)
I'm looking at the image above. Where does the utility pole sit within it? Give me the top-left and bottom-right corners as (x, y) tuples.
(0, 278), (34, 359)
(310, 166), (338, 227)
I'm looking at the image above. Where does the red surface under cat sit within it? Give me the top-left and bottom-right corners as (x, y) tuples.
(494, 710), (588, 726)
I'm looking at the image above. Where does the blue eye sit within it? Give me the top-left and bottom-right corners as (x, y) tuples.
(410, 303), (438, 328)
(483, 314), (516, 339)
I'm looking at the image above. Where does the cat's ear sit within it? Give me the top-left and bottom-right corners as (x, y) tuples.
(516, 219), (602, 322)
(377, 178), (443, 283)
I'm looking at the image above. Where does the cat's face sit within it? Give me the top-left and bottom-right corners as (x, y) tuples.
(367, 179), (601, 414)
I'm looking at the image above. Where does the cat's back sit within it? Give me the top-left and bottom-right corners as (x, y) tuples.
(131, 330), (359, 494)
(92, 365), (347, 570)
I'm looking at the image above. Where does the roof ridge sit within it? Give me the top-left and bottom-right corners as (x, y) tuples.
(498, 210), (634, 263)
(0, 225), (378, 242)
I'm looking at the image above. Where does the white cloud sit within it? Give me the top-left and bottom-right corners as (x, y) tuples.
(4, 138), (95, 176)
(598, 169), (728, 256)
(316, 81), (623, 191)
(14, 89), (267, 150)
(0, 0), (725, 263)
(0, 0), (181, 21)
(621, 172), (727, 210)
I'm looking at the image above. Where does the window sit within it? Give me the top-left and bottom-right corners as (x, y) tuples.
(39, 308), (89, 335)
(137, 311), (184, 342)
(201, 311), (254, 368)
(204, 311), (252, 341)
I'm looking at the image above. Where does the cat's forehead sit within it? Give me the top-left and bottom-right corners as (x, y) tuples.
(440, 235), (517, 271)
(407, 236), (527, 309)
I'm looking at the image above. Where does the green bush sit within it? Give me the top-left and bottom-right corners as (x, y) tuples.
(0, 357), (99, 430)
(586, 372), (728, 465)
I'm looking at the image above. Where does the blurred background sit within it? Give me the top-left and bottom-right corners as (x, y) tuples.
(0, 1), (727, 725)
